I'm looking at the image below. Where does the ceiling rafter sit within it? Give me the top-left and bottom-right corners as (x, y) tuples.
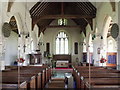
(77, 2), (90, 15)
(30, 2), (40, 14)
(34, 2), (49, 16)
(33, 15), (95, 24)
(85, 2), (96, 15)
(73, 3), (86, 15)
(39, 25), (81, 28)
(76, 3), (89, 15)
(82, 2), (92, 13)
(84, 2), (93, 11)
(30, 2), (96, 33)
(30, 0), (47, 15)
(32, 2), (46, 16)
(37, 3), (51, 16)
(30, 2), (42, 16)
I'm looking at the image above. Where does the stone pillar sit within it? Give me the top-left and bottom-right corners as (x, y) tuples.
(93, 37), (102, 66)
(0, 1), (5, 70)
(117, 2), (120, 70)
(117, 37), (120, 70)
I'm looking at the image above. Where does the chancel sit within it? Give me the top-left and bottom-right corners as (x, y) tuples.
(0, 1), (120, 89)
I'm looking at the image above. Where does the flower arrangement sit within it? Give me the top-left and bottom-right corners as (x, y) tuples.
(100, 57), (107, 63)
(17, 58), (25, 63)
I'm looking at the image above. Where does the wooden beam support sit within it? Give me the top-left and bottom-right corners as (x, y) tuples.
(80, 26), (86, 37)
(84, 18), (93, 30)
(7, 1), (14, 12)
(40, 25), (81, 29)
(38, 26), (46, 37)
(32, 15), (95, 24)
(83, 29), (86, 37)
(110, 2), (116, 11)
(42, 28), (46, 34)
(32, 19), (35, 31)
(38, 27), (41, 37)
(61, 2), (64, 15)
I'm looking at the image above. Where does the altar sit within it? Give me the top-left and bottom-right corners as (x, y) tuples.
(53, 54), (71, 68)
(56, 60), (69, 67)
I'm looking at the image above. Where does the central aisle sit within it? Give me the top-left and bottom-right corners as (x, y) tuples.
(45, 68), (74, 88)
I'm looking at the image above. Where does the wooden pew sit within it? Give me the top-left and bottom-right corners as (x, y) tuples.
(2, 65), (51, 89)
(84, 78), (120, 89)
(2, 70), (41, 89)
(2, 76), (29, 89)
(2, 72), (36, 89)
(73, 66), (120, 89)
(80, 73), (120, 89)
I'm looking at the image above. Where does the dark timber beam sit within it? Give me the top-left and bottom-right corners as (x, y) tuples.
(84, 18), (93, 30)
(83, 29), (86, 37)
(7, 1), (14, 12)
(41, 25), (81, 28)
(61, 2), (64, 15)
(38, 27), (41, 37)
(110, 2), (116, 11)
(32, 15), (96, 24)
(32, 19), (35, 31)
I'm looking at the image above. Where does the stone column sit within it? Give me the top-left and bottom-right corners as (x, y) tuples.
(93, 37), (102, 66)
(117, 2), (120, 70)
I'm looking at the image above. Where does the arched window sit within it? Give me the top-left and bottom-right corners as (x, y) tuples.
(56, 31), (68, 54)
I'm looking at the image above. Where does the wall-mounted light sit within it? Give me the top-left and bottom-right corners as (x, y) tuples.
(97, 34), (103, 40)
(92, 34), (103, 40)
(79, 42), (86, 46)
(27, 33), (29, 38)
(18, 34), (21, 37)
(38, 42), (44, 46)
(101, 36), (103, 39)
(23, 44), (26, 53)
(92, 34), (96, 40)
(25, 36), (28, 39)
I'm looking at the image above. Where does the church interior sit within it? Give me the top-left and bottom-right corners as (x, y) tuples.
(0, 0), (120, 89)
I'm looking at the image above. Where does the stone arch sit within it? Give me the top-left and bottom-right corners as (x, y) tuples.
(101, 16), (112, 58)
(107, 36), (117, 52)
(12, 13), (24, 34)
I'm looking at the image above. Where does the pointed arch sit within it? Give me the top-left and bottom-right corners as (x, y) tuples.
(55, 31), (69, 54)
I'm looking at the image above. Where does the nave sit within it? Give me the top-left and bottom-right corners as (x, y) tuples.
(1, 64), (120, 89)
(1, 1), (120, 90)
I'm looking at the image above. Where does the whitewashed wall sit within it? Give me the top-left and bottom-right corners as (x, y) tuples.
(0, 2), (34, 67)
(0, 1), (120, 69)
(4, 31), (18, 65)
(43, 19), (81, 63)
(92, 2), (118, 66)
